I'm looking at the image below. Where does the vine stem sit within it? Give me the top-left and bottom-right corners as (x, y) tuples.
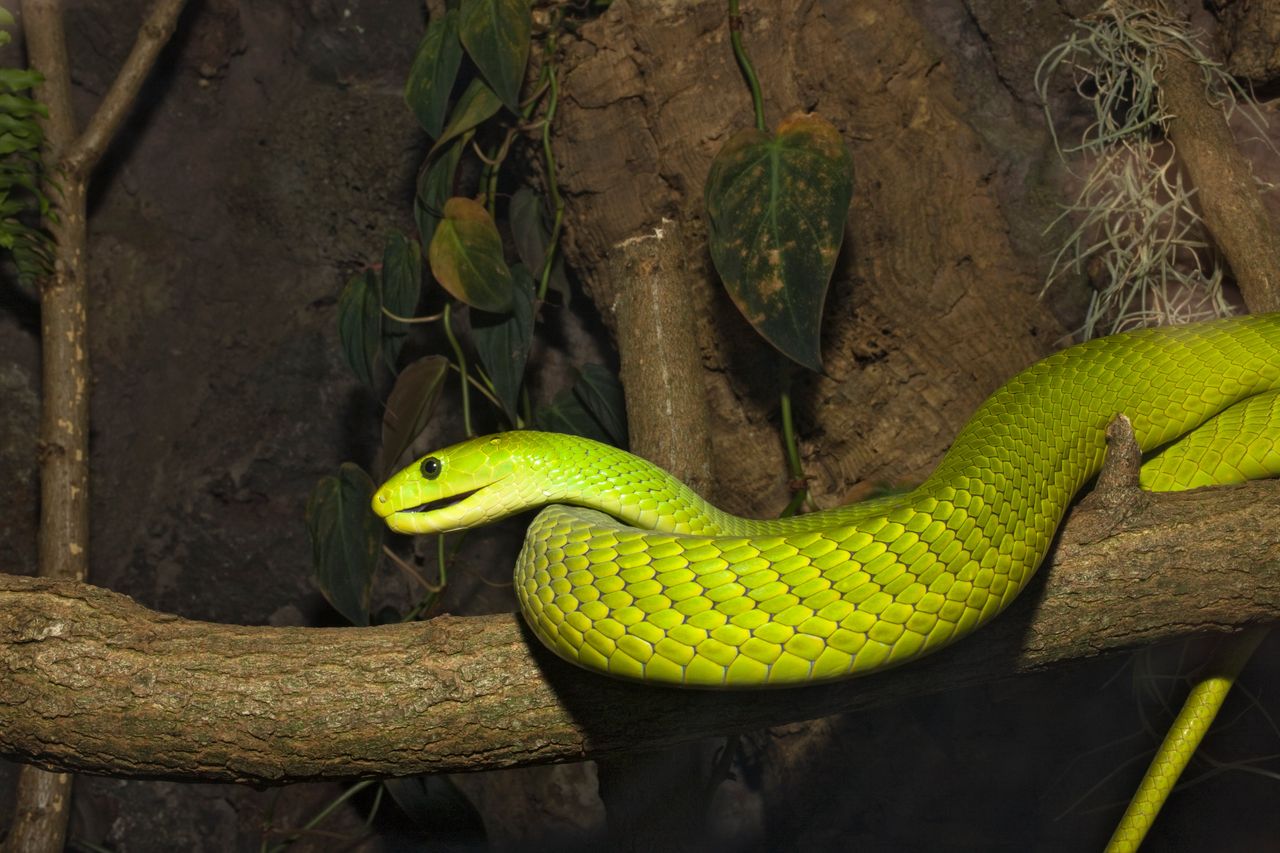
(381, 306), (442, 324)
(537, 54), (565, 302)
(728, 0), (766, 132)
(442, 303), (472, 436)
(264, 779), (377, 853)
(778, 387), (809, 517)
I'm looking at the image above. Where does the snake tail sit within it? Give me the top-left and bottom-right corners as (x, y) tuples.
(1105, 627), (1268, 853)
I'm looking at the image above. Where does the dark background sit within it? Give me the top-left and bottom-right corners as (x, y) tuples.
(2, 0), (1278, 849)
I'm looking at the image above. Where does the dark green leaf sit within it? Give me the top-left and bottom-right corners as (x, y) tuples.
(306, 464), (382, 626)
(509, 186), (569, 304)
(0, 93), (46, 118)
(415, 133), (467, 247)
(384, 776), (486, 837)
(471, 264), (535, 421)
(428, 196), (514, 312)
(458, 0), (531, 111)
(404, 10), (463, 137)
(381, 355), (449, 476)
(705, 112), (854, 372)
(381, 233), (423, 367)
(428, 78), (502, 159)
(535, 364), (627, 446)
(0, 69), (41, 91)
(337, 269), (383, 388)
(535, 389), (612, 445)
(573, 363), (627, 446)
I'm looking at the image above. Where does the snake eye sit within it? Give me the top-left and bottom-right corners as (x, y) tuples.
(420, 456), (442, 480)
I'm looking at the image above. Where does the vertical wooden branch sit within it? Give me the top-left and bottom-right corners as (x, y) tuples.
(1157, 48), (1280, 313)
(5, 2), (188, 851)
(606, 220), (715, 494)
(594, 217), (721, 847)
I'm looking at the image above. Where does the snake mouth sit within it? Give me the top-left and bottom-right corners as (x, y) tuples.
(402, 488), (480, 514)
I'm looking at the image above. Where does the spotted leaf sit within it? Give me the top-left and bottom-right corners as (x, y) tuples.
(705, 113), (853, 371)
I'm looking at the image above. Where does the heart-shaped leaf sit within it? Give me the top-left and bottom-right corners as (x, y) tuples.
(705, 112), (853, 371)
(535, 390), (611, 445)
(381, 233), (423, 368)
(337, 269), (382, 387)
(458, 0), (531, 111)
(383, 776), (485, 837)
(415, 134), (466, 247)
(471, 264), (535, 421)
(404, 10), (462, 137)
(381, 355), (449, 475)
(573, 363), (627, 447)
(428, 196), (514, 312)
(306, 464), (383, 626)
(509, 186), (569, 304)
(428, 78), (502, 159)
(535, 364), (627, 447)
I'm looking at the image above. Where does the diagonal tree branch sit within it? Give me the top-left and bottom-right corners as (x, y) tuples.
(2, 479), (1278, 785)
(61, 0), (186, 180)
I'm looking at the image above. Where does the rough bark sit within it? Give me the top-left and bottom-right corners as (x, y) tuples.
(3, 478), (1278, 784)
(552, 1), (1064, 518)
(606, 219), (715, 496)
(1212, 0), (1280, 82)
(1159, 48), (1280, 313)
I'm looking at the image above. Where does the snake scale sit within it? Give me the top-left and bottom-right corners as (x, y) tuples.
(373, 313), (1280, 849)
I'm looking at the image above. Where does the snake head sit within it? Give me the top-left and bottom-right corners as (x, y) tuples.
(371, 432), (555, 534)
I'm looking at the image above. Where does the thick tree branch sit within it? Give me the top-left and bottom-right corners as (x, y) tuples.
(1158, 48), (1280, 313)
(603, 219), (715, 496)
(3, 479), (1277, 785)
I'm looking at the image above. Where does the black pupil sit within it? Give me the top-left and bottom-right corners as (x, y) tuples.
(421, 457), (442, 479)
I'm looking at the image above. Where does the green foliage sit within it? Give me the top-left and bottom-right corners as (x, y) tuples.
(305, 464), (382, 626)
(381, 355), (449, 475)
(404, 10), (463, 137)
(430, 77), (503, 157)
(317, 0), (616, 645)
(509, 185), (569, 303)
(471, 264), (535, 420)
(337, 269), (383, 387)
(459, 0), (532, 111)
(535, 364), (627, 446)
(705, 112), (853, 372)
(383, 775), (485, 838)
(381, 231), (423, 367)
(428, 196), (515, 312)
(0, 12), (55, 286)
(307, 0), (858, 837)
(415, 134), (465, 247)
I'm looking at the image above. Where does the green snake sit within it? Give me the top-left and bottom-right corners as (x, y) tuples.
(373, 313), (1280, 850)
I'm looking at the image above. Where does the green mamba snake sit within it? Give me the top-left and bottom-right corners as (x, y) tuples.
(373, 313), (1280, 850)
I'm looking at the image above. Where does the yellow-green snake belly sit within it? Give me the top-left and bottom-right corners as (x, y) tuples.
(374, 313), (1280, 689)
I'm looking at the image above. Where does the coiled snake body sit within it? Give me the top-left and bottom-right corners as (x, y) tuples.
(374, 313), (1280, 848)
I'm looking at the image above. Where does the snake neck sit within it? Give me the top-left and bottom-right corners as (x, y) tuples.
(528, 431), (917, 537)
(523, 432), (746, 535)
